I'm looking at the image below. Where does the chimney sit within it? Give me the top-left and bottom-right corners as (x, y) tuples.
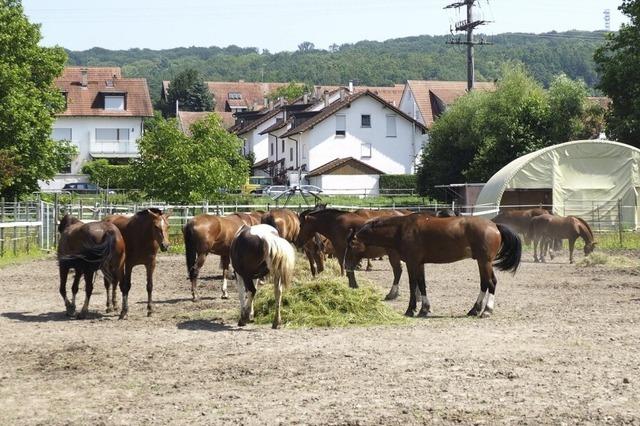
(339, 88), (347, 101)
(264, 97), (268, 107)
(81, 67), (88, 88)
(348, 80), (354, 93)
(323, 92), (329, 108)
(303, 93), (308, 104)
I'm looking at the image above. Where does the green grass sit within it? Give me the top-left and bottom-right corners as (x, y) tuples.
(0, 250), (51, 269)
(252, 257), (409, 328)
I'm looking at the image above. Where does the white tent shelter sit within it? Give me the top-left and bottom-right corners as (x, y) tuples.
(475, 140), (640, 229)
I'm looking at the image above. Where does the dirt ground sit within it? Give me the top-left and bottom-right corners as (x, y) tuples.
(1, 248), (639, 425)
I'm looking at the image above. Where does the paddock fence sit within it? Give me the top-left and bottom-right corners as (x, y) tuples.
(0, 198), (637, 258)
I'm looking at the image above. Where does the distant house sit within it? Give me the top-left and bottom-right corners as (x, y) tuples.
(177, 110), (236, 133)
(399, 80), (495, 127)
(42, 67), (153, 190)
(258, 90), (426, 193)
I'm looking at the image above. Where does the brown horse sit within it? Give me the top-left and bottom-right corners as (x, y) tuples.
(296, 208), (404, 300)
(529, 214), (596, 263)
(57, 215), (126, 319)
(104, 208), (170, 319)
(345, 214), (521, 317)
(353, 209), (408, 270)
(492, 208), (550, 243)
(231, 224), (296, 329)
(183, 213), (254, 301)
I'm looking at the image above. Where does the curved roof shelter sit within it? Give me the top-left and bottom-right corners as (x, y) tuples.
(475, 140), (640, 227)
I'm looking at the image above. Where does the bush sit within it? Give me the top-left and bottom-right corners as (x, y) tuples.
(379, 174), (417, 193)
(81, 159), (136, 190)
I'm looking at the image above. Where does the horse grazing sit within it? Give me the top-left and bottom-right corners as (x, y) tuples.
(57, 215), (126, 319)
(231, 224), (295, 329)
(183, 213), (254, 301)
(104, 208), (170, 319)
(296, 208), (404, 299)
(529, 214), (596, 263)
(346, 214), (522, 318)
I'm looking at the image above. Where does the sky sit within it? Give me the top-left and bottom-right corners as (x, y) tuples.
(23, 0), (630, 52)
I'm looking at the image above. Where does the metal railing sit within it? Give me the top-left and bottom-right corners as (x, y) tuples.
(89, 140), (139, 156)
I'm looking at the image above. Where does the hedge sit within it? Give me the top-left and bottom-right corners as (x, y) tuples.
(379, 174), (417, 191)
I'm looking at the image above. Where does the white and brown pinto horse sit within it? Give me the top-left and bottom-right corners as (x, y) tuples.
(529, 214), (596, 263)
(57, 215), (126, 319)
(346, 214), (522, 318)
(231, 224), (295, 329)
(183, 213), (256, 301)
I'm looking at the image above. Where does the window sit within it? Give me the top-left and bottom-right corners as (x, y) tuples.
(386, 115), (397, 137)
(104, 95), (125, 110)
(336, 114), (346, 136)
(289, 147), (294, 162)
(96, 128), (130, 142)
(52, 128), (72, 141)
(302, 144), (307, 160)
(361, 143), (372, 159)
(282, 140), (285, 153)
(361, 114), (371, 128)
(228, 92), (242, 100)
(270, 142), (274, 156)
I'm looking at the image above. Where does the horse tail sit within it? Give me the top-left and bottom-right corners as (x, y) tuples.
(59, 230), (116, 275)
(183, 221), (198, 281)
(494, 223), (522, 274)
(264, 234), (296, 289)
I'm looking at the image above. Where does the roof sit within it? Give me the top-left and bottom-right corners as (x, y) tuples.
(253, 158), (269, 169)
(259, 117), (292, 135)
(306, 157), (385, 177)
(474, 139), (640, 216)
(281, 90), (426, 138)
(405, 80), (495, 128)
(207, 81), (288, 112)
(313, 84), (405, 106)
(233, 108), (282, 135)
(177, 111), (236, 134)
(55, 67), (153, 117)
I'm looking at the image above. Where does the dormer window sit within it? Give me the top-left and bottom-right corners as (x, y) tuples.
(228, 92), (242, 100)
(105, 95), (125, 110)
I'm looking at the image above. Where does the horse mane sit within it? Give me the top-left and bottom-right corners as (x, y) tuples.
(572, 216), (594, 241)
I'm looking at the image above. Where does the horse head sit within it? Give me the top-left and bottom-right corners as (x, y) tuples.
(344, 227), (367, 273)
(58, 214), (81, 233)
(146, 208), (170, 252)
(584, 241), (597, 256)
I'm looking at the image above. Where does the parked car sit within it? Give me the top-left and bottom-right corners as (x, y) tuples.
(62, 182), (100, 193)
(299, 185), (323, 194)
(243, 176), (273, 194)
(264, 185), (289, 197)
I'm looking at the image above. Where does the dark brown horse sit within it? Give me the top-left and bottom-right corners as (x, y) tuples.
(183, 213), (254, 300)
(104, 208), (170, 319)
(296, 208), (404, 300)
(57, 215), (126, 319)
(492, 208), (551, 243)
(529, 214), (596, 263)
(231, 224), (295, 329)
(346, 214), (521, 317)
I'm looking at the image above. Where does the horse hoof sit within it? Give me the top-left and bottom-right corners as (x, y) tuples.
(271, 322), (281, 329)
(480, 309), (493, 318)
(238, 320), (246, 327)
(533, 258), (539, 263)
(106, 307), (114, 313)
(404, 309), (415, 317)
(467, 307), (480, 317)
(417, 308), (431, 318)
(365, 266), (373, 272)
(221, 294), (229, 300)
(147, 311), (153, 317)
(118, 312), (128, 320)
(385, 290), (399, 300)
(76, 311), (87, 320)
(192, 297), (200, 303)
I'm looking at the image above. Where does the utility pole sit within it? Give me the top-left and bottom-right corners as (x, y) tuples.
(444, 0), (492, 91)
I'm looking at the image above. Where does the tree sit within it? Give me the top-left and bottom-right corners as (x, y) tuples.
(594, 0), (640, 146)
(417, 64), (596, 196)
(297, 41), (315, 52)
(134, 114), (249, 203)
(267, 82), (309, 102)
(0, 0), (76, 198)
(81, 159), (136, 190)
(161, 68), (214, 117)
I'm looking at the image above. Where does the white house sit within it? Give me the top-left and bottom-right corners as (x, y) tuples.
(41, 67), (153, 190)
(269, 90), (426, 193)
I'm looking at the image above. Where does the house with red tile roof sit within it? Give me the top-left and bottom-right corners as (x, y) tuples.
(43, 67), (153, 190)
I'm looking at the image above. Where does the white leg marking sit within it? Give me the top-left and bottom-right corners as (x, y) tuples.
(475, 290), (487, 308)
(236, 276), (245, 315)
(486, 293), (495, 311)
(421, 295), (430, 306)
(222, 274), (228, 297)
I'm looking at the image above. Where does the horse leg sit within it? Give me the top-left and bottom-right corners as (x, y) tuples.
(404, 264), (418, 317)
(236, 274), (248, 326)
(416, 266), (431, 317)
(481, 270), (498, 318)
(118, 265), (133, 320)
(540, 238), (547, 263)
(104, 276), (114, 313)
(71, 271), (81, 315)
(384, 250), (402, 300)
(532, 237), (539, 263)
(467, 260), (491, 317)
(59, 265), (75, 316)
(145, 260), (156, 317)
(568, 237), (576, 264)
(313, 248), (324, 275)
(273, 275), (283, 329)
(305, 248), (317, 277)
(220, 255), (231, 299)
(243, 279), (257, 325)
(190, 253), (207, 302)
(77, 270), (95, 319)
(366, 258), (373, 271)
